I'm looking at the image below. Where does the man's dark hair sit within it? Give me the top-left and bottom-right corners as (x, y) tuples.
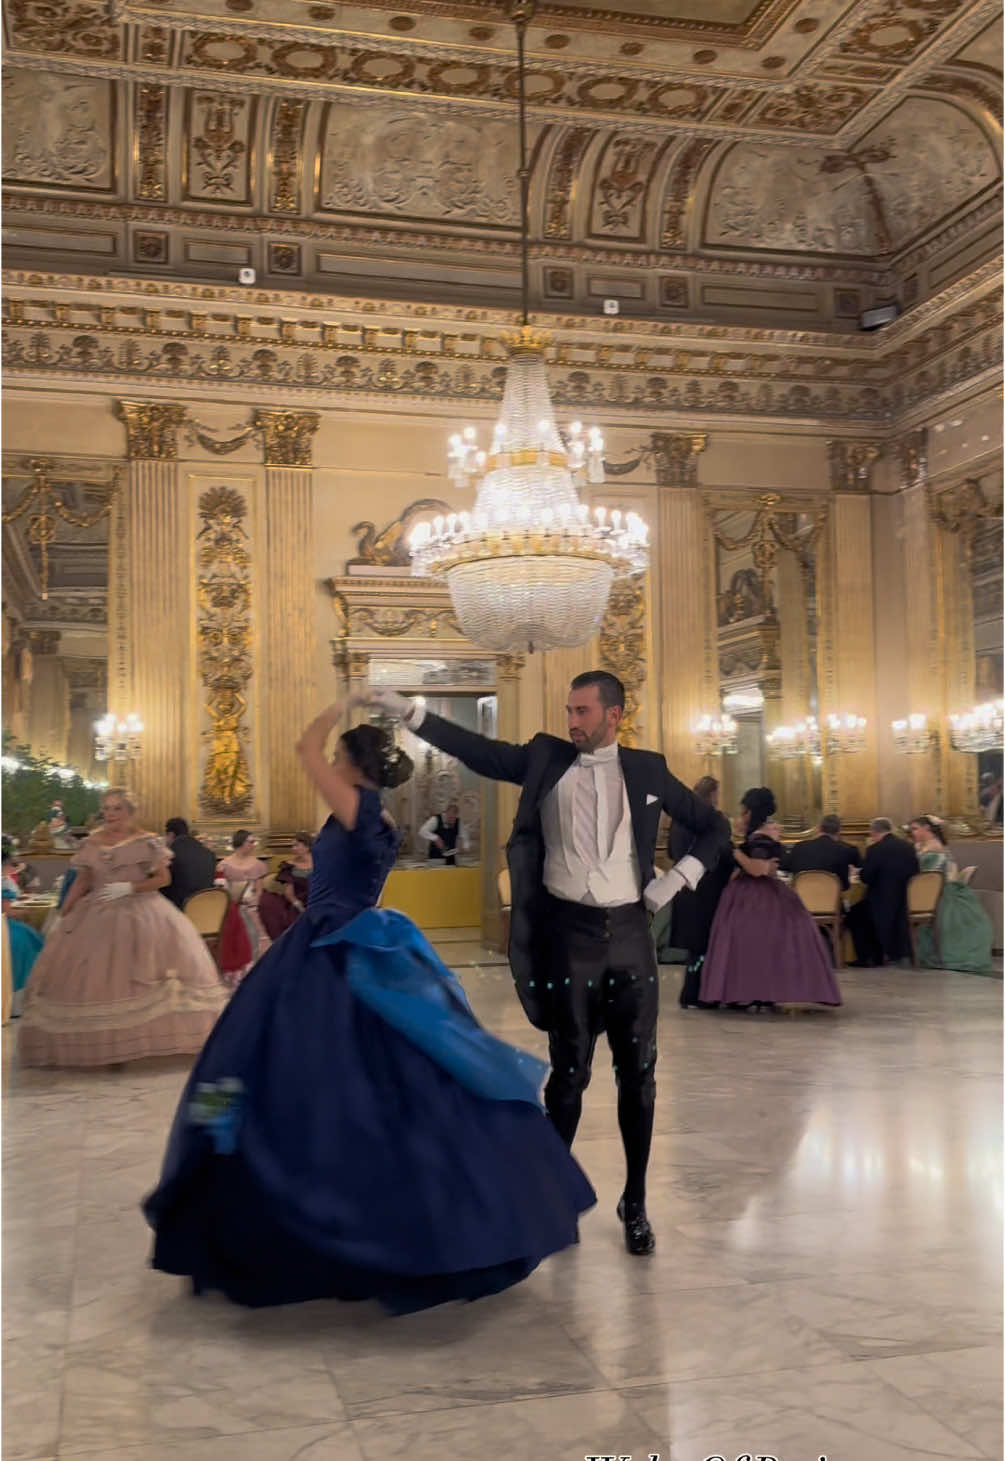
(570, 670), (625, 712)
(165, 817), (189, 838)
(820, 814), (841, 837)
(870, 817), (893, 834)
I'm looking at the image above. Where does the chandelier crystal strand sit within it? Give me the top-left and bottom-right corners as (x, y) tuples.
(408, 0), (648, 653)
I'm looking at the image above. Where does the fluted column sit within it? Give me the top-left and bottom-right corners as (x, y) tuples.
(116, 401), (189, 826)
(901, 480), (943, 814)
(776, 548), (811, 825)
(25, 633), (69, 764)
(68, 693), (97, 780)
(658, 488), (718, 785)
(819, 491), (879, 823)
(257, 412), (320, 834)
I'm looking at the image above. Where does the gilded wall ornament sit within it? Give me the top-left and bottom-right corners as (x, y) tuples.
(598, 573), (646, 747)
(253, 409), (320, 467)
(650, 431), (707, 488)
(190, 95), (250, 200)
(135, 84), (167, 201)
(545, 127), (594, 240)
(661, 138), (715, 249)
(116, 401), (187, 460)
(929, 476), (1002, 560)
(269, 99), (305, 214)
(592, 136), (659, 238)
(196, 485), (254, 816)
(347, 499), (450, 570)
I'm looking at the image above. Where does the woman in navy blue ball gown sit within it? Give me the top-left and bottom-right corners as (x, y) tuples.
(143, 699), (595, 1313)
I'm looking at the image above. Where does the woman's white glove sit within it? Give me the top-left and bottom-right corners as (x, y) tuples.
(368, 688), (420, 725)
(99, 881), (134, 901)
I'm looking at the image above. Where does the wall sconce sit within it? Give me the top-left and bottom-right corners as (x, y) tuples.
(891, 714), (934, 755)
(94, 713), (144, 765)
(692, 714), (738, 757)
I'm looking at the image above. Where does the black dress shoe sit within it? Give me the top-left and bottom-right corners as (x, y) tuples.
(616, 1197), (655, 1256)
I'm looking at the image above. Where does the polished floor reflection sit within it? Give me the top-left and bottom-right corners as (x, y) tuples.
(4, 947), (1001, 1461)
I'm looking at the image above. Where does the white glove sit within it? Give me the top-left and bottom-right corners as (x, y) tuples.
(368, 688), (422, 726)
(99, 881), (134, 902)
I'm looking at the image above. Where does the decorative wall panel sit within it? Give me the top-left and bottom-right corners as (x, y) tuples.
(184, 93), (257, 205)
(2, 73), (115, 193)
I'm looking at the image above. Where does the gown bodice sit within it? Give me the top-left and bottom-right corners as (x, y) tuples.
(306, 788), (400, 928)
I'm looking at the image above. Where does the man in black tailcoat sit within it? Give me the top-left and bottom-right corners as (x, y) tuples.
(845, 817), (919, 965)
(366, 671), (729, 1256)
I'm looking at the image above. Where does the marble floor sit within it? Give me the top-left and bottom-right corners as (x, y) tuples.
(3, 942), (1002, 1461)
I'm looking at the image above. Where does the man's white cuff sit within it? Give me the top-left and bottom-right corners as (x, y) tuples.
(643, 868), (685, 913)
(674, 853), (704, 891)
(404, 699), (425, 730)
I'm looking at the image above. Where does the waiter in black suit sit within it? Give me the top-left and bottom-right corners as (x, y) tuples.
(367, 671), (728, 1256)
(783, 814), (862, 890)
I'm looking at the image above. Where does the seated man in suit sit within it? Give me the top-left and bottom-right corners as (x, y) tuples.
(782, 814), (862, 891)
(845, 817), (919, 966)
(162, 817), (218, 910)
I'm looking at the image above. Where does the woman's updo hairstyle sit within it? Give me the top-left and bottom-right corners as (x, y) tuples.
(341, 723), (414, 790)
(232, 829), (251, 850)
(912, 813), (947, 845)
(741, 785), (777, 836)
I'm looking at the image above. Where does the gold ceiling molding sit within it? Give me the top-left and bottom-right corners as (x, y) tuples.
(5, 281), (1000, 424)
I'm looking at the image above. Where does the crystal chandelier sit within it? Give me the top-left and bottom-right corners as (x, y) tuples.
(891, 713), (933, 755)
(948, 699), (1005, 753)
(767, 717), (821, 760)
(93, 713), (144, 765)
(824, 713), (868, 755)
(408, 2), (648, 653)
(692, 714), (738, 757)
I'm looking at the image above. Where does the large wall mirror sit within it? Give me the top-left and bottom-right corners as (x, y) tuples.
(365, 657), (497, 867)
(1, 458), (114, 781)
(710, 496), (827, 829)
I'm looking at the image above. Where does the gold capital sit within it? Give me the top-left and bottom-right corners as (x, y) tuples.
(496, 653), (526, 680)
(827, 439), (883, 493)
(253, 410), (321, 468)
(116, 401), (188, 460)
(650, 432), (708, 489)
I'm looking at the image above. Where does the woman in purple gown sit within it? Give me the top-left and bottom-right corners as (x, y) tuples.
(700, 787), (842, 1010)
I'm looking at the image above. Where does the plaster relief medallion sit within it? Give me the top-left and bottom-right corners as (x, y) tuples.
(320, 103), (521, 225)
(2, 72), (113, 191)
(7, 0), (122, 58)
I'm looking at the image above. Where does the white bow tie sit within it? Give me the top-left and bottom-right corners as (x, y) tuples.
(577, 749), (618, 768)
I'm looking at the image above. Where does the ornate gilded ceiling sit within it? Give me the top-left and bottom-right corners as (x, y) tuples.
(1, 0), (1002, 328)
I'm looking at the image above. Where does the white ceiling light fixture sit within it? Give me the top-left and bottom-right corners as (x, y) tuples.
(408, 0), (648, 653)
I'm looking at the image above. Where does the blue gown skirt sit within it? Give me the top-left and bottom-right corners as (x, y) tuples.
(143, 909), (595, 1313)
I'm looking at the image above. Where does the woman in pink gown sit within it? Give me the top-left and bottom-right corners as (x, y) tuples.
(19, 789), (226, 1068)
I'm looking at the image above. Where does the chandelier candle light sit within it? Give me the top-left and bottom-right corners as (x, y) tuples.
(93, 713), (144, 766)
(767, 717), (821, 760)
(692, 714), (738, 757)
(408, 1), (648, 653)
(891, 713), (933, 755)
(948, 699), (1005, 753)
(824, 713), (868, 755)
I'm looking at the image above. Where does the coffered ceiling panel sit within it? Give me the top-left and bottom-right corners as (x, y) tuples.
(1, 0), (1001, 330)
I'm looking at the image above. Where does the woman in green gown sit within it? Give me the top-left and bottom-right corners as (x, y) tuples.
(909, 815), (994, 974)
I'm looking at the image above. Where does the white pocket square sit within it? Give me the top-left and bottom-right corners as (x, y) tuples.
(646, 793), (659, 806)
